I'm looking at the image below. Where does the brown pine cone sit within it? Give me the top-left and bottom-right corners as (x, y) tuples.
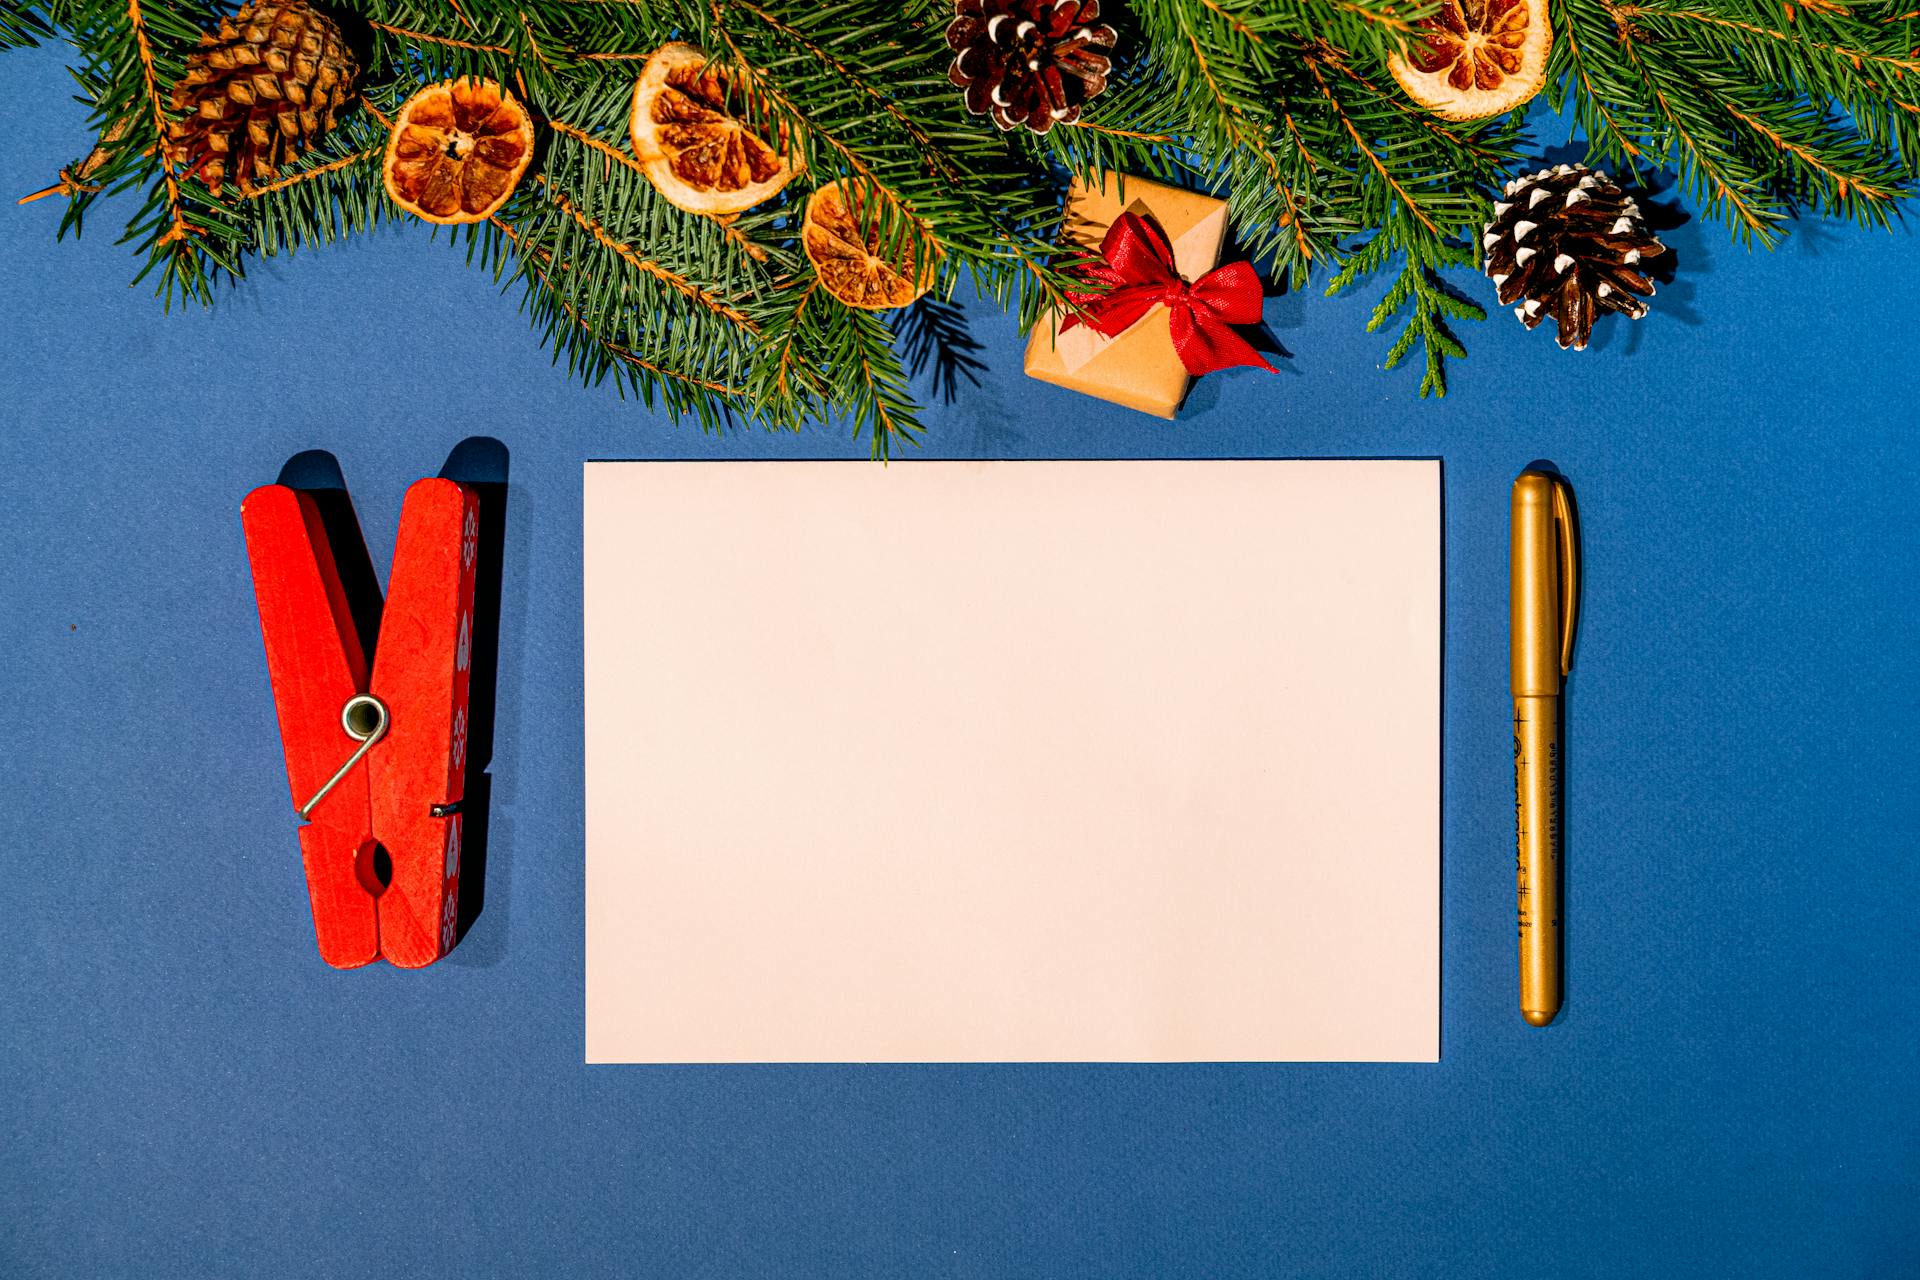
(166, 0), (358, 196)
(946, 0), (1117, 135)
(1483, 163), (1667, 350)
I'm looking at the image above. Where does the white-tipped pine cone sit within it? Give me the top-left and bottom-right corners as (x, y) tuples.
(1483, 163), (1667, 350)
(946, 0), (1116, 135)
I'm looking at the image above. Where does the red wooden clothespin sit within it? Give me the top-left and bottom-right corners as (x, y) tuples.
(242, 476), (480, 969)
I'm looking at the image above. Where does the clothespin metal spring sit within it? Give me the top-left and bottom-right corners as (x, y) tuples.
(296, 695), (389, 821)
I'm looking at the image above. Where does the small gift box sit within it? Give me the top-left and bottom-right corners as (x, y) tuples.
(1024, 172), (1271, 418)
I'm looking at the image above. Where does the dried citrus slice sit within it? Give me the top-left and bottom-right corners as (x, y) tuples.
(801, 181), (936, 311)
(1387, 0), (1552, 122)
(383, 78), (533, 224)
(629, 43), (801, 216)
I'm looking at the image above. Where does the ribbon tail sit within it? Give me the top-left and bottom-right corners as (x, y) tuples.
(1167, 307), (1278, 377)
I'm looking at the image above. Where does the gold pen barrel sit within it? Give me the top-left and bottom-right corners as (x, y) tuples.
(1513, 695), (1562, 1025)
(1511, 471), (1574, 1027)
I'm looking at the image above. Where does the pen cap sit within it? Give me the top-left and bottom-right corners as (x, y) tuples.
(1510, 471), (1578, 696)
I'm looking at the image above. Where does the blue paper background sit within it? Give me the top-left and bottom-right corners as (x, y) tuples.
(3, 41), (1917, 1279)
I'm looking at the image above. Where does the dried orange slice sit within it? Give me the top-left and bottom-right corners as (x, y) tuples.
(801, 181), (936, 311)
(383, 78), (534, 224)
(1387, 0), (1552, 122)
(629, 43), (801, 216)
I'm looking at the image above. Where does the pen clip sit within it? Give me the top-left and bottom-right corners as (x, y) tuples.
(1551, 477), (1579, 676)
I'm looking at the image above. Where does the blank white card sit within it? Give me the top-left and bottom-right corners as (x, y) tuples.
(585, 460), (1439, 1063)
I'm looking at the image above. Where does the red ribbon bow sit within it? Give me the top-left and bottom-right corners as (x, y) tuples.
(1060, 211), (1277, 378)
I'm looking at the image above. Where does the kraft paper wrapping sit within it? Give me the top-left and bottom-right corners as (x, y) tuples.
(1023, 173), (1230, 418)
(584, 460), (1441, 1064)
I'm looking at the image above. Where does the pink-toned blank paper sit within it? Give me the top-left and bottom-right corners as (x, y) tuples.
(584, 460), (1439, 1063)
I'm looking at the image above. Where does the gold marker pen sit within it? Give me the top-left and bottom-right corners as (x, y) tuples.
(1510, 470), (1578, 1028)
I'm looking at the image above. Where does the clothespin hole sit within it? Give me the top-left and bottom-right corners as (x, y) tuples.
(355, 842), (394, 897)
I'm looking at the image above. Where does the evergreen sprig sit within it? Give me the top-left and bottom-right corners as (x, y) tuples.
(13, 0), (1919, 448)
(1548, 0), (1919, 245)
(2, 0), (54, 47)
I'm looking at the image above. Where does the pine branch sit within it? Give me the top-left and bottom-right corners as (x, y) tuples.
(1614, 18), (1794, 241)
(492, 214), (752, 426)
(539, 179), (764, 333)
(1303, 54), (1442, 235)
(1615, 0), (1920, 157)
(1719, 94), (1905, 222)
(49, 0), (248, 301)
(1, 0), (52, 46)
(12, 0), (1920, 438)
(1548, 0), (1658, 168)
(1133, 0), (1342, 279)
